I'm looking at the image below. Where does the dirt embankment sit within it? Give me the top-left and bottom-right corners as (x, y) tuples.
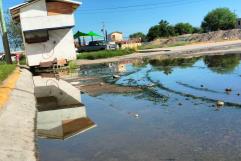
(150, 29), (241, 47)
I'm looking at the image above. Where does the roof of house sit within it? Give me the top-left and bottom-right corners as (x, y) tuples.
(10, 0), (81, 21)
(109, 31), (123, 35)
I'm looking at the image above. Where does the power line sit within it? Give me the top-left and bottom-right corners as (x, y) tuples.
(78, 0), (206, 14)
(80, 0), (183, 12)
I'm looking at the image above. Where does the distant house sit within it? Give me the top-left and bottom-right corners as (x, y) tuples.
(9, 0), (81, 67)
(236, 18), (241, 29)
(108, 32), (123, 42)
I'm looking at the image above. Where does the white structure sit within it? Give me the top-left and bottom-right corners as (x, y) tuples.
(236, 18), (241, 29)
(37, 106), (96, 140)
(108, 32), (123, 42)
(34, 76), (96, 140)
(10, 0), (81, 67)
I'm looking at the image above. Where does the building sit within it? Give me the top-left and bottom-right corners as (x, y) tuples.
(236, 18), (241, 29)
(108, 32), (123, 42)
(9, 0), (81, 67)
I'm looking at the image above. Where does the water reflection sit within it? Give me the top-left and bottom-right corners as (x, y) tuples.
(149, 57), (200, 75)
(37, 105), (96, 140)
(36, 85), (96, 140)
(39, 53), (241, 161)
(204, 54), (240, 74)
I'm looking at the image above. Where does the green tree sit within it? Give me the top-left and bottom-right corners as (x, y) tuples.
(201, 8), (237, 32)
(193, 27), (203, 34)
(129, 32), (147, 42)
(174, 23), (194, 35)
(159, 20), (176, 37)
(147, 25), (160, 41)
(6, 12), (23, 51)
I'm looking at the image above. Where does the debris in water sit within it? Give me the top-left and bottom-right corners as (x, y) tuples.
(237, 93), (240, 96)
(200, 85), (204, 88)
(113, 75), (120, 79)
(216, 100), (224, 107)
(100, 82), (104, 86)
(178, 103), (183, 106)
(147, 83), (155, 87)
(70, 82), (79, 85)
(225, 88), (232, 92)
(128, 112), (140, 119)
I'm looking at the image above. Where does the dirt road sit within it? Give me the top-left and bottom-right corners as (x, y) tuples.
(75, 40), (241, 66)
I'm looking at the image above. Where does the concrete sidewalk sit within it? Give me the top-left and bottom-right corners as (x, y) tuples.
(0, 69), (37, 161)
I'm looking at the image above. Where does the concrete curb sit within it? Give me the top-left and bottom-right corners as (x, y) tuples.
(0, 69), (37, 161)
(0, 68), (20, 108)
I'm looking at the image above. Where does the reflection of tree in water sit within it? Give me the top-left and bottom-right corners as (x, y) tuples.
(204, 54), (240, 74)
(121, 88), (169, 104)
(132, 58), (149, 68)
(149, 57), (200, 75)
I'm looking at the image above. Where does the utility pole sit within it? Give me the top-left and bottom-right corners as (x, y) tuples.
(0, 0), (12, 64)
(101, 22), (105, 41)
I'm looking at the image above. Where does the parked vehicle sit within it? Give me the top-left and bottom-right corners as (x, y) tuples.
(78, 41), (118, 52)
(78, 41), (107, 52)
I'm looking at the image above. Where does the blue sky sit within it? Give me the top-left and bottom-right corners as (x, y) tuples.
(1, 0), (241, 51)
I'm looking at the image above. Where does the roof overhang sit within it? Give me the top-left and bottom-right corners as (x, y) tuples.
(9, 0), (82, 22)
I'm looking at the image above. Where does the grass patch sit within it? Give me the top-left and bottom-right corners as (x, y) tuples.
(77, 49), (135, 60)
(0, 63), (16, 84)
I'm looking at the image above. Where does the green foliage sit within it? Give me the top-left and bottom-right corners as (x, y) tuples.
(68, 61), (77, 70)
(147, 20), (177, 41)
(204, 54), (240, 74)
(129, 32), (147, 42)
(158, 20), (176, 37)
(0, 64), (16, 84)
(19, 54), (26, 65)
(192, 27), (203, 34)
(174, 23), (194, 35)
(77, 49), (135, 60)
(201, 8), (237, 32)
(147, 25), (160, 41)
(5, 12), (24, 51)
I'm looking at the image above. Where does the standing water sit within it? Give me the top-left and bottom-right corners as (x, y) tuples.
(38, 54), (241, 161)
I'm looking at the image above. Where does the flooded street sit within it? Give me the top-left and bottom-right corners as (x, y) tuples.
(38, 54), (241, 161)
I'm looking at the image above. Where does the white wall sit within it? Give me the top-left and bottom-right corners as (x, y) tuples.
(25, 28), (76, 66)
(20, 0), (47, 19)
(21, 14), (75, 31)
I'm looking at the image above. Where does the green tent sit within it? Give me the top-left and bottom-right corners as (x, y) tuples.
(74, 31), (88, 39)
(74, 31), (88, 46)
(87, 31), (103, 41)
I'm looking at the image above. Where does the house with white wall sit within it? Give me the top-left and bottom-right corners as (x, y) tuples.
(108, 31), (123, 42)
(10, 0), (81, 67)
(236, 18), (241, 29)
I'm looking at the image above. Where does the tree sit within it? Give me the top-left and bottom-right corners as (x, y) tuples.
(193, 27), (203, 34)
(159, 20), (175, 37)
(147, 25), (160, 41)
(174, 23), (194, 35)
(129, 32), (147, 42)
(201, 8), (237, 32)
(5, 12), (24, 51)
